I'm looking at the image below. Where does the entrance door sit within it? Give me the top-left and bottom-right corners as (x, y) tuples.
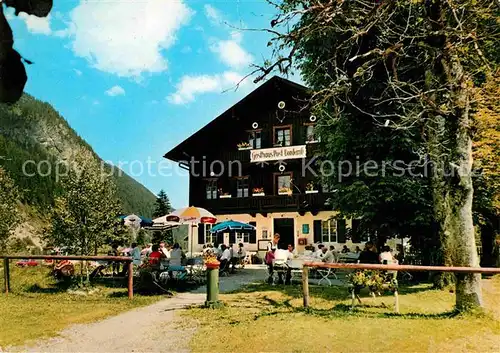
(273, 218), (294, 250)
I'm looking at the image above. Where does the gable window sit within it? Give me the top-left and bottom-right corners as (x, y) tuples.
(322, 219), (337, 243)
(274, 126), (291, 146)
(275, 173), (292, 194)
(248, 130), (262, 149)
(305, 125), (319, 143)
(205, 180), (217, 199)
(236, 177), (249, 198)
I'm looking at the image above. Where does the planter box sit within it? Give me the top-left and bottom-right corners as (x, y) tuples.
(238, 146), (252, 151)
(278, 191), (292, 195)
(305, 190), (319, 194)
(252, 193), (265, 197)
(305, 140), (320, 144)
(219, 195), (232, 199)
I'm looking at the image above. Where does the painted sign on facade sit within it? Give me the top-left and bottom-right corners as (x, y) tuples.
(250, 145), (307, 163)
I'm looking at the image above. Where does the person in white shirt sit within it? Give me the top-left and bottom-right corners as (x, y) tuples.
(379, 246), (397, 264)
(320, 246), (335, 263)
(219, 245), (231, 273)
(315, 244), (325, 259)
(169, 243), (185, 267)
(273, 248), (292, 284)
(159, 242), (170, 259)
(266, 234), (280, 284)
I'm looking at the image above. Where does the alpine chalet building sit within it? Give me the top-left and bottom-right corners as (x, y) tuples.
(165, 76), (363, 253)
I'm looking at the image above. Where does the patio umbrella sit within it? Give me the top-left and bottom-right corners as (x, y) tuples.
(165, 206), (217, 256)
(210, 220), (256, 233)
(166, 206), (216, 224)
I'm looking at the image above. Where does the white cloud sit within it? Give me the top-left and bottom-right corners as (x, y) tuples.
(209, 32), (253, 69)
(19, 13), (52, 35)
(105, 85), (126, 96)
(204, 4), (223, 25)
(167, 72), (247, 105)
(61, 0), (193, 77)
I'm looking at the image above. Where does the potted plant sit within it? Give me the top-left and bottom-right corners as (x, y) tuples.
(237, 142), (252, 150)
(278, 186), (292, 195)
(219, 190), (231, 198)
(252, 187), (265, 196)
(305, 182), (318, 194)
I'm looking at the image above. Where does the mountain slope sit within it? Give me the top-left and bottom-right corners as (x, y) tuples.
(0, 94), (156, 218)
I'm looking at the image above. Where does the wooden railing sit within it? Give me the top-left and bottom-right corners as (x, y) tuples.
(1, 255), (134, 299)
(301, 262), (500, 312)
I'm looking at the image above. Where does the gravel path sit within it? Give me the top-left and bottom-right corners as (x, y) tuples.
(11, 268), (268, 353)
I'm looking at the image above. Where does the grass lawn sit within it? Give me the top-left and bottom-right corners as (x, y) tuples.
(182, 275), (500, 352)
(0, 264), (163, 347)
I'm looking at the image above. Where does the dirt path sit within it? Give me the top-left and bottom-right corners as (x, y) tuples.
(12, 268), (268, 353)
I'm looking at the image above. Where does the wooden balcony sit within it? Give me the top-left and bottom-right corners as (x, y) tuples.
(200, 192), (333, 215)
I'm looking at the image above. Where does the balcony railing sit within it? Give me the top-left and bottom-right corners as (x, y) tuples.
(201, 192), (332, 215)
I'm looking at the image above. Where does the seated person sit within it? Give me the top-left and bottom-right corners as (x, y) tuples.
(357, 242), (379, 264)
(379, 245), (398, 266)
(148, 244), (164, 265)
(237, 243), (247, 266)
(287, 244), (297, 257)
(168, 243), (186, 272)
(341, 245), (351, 253)
(314, 244), (325, 259)
(219, 245), (231, 273)
(320, 246), (335, 263)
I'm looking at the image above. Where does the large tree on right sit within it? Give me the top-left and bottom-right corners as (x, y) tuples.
(261, 0), (499, 311)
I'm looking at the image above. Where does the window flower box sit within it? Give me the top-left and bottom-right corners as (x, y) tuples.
(220, 194), (232, 199)
(237, 142), (252, 150)
(278, 187), (292, 195)
(305, 190), (319, 194)
(252, 187), (264, 196)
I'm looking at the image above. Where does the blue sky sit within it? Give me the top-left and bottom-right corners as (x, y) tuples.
(5, 1), (302, 209)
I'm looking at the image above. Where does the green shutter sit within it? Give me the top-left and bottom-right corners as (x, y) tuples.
(313, 220), (322, 243)
(337, 219), (346, 243)
(197, 224), (205, 245)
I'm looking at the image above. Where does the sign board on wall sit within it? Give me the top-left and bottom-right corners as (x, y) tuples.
(250, 145), (307, 163)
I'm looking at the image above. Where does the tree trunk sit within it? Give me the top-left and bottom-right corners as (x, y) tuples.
(428, 54), (483, 311)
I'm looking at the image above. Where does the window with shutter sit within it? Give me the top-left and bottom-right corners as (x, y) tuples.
(351, 219), (360, 243)
(197, 224), (205, 245)
(337, 219), (347, 243)
(249, 221), (257, 244)
(313, 220), (322, 243)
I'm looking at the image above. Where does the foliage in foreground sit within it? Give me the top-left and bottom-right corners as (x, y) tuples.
(44, 149), (124, 255)
(182, 277), (500, 353)
(259, 0), (499, 310)
(0, 167), (19, 251)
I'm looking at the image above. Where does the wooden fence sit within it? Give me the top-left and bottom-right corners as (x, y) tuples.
(0, 255), (134, 299)
(301, 262), (500, 312)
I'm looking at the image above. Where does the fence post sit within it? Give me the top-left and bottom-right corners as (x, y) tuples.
(127, 261), (133, 300)
(3, 258), (10, 295)
(302, 266), (309, 308)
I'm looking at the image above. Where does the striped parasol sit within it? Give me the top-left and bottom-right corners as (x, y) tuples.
(166, 206), (217, 225)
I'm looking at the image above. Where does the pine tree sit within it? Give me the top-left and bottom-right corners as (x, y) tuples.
(153, 189), (172, 218)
